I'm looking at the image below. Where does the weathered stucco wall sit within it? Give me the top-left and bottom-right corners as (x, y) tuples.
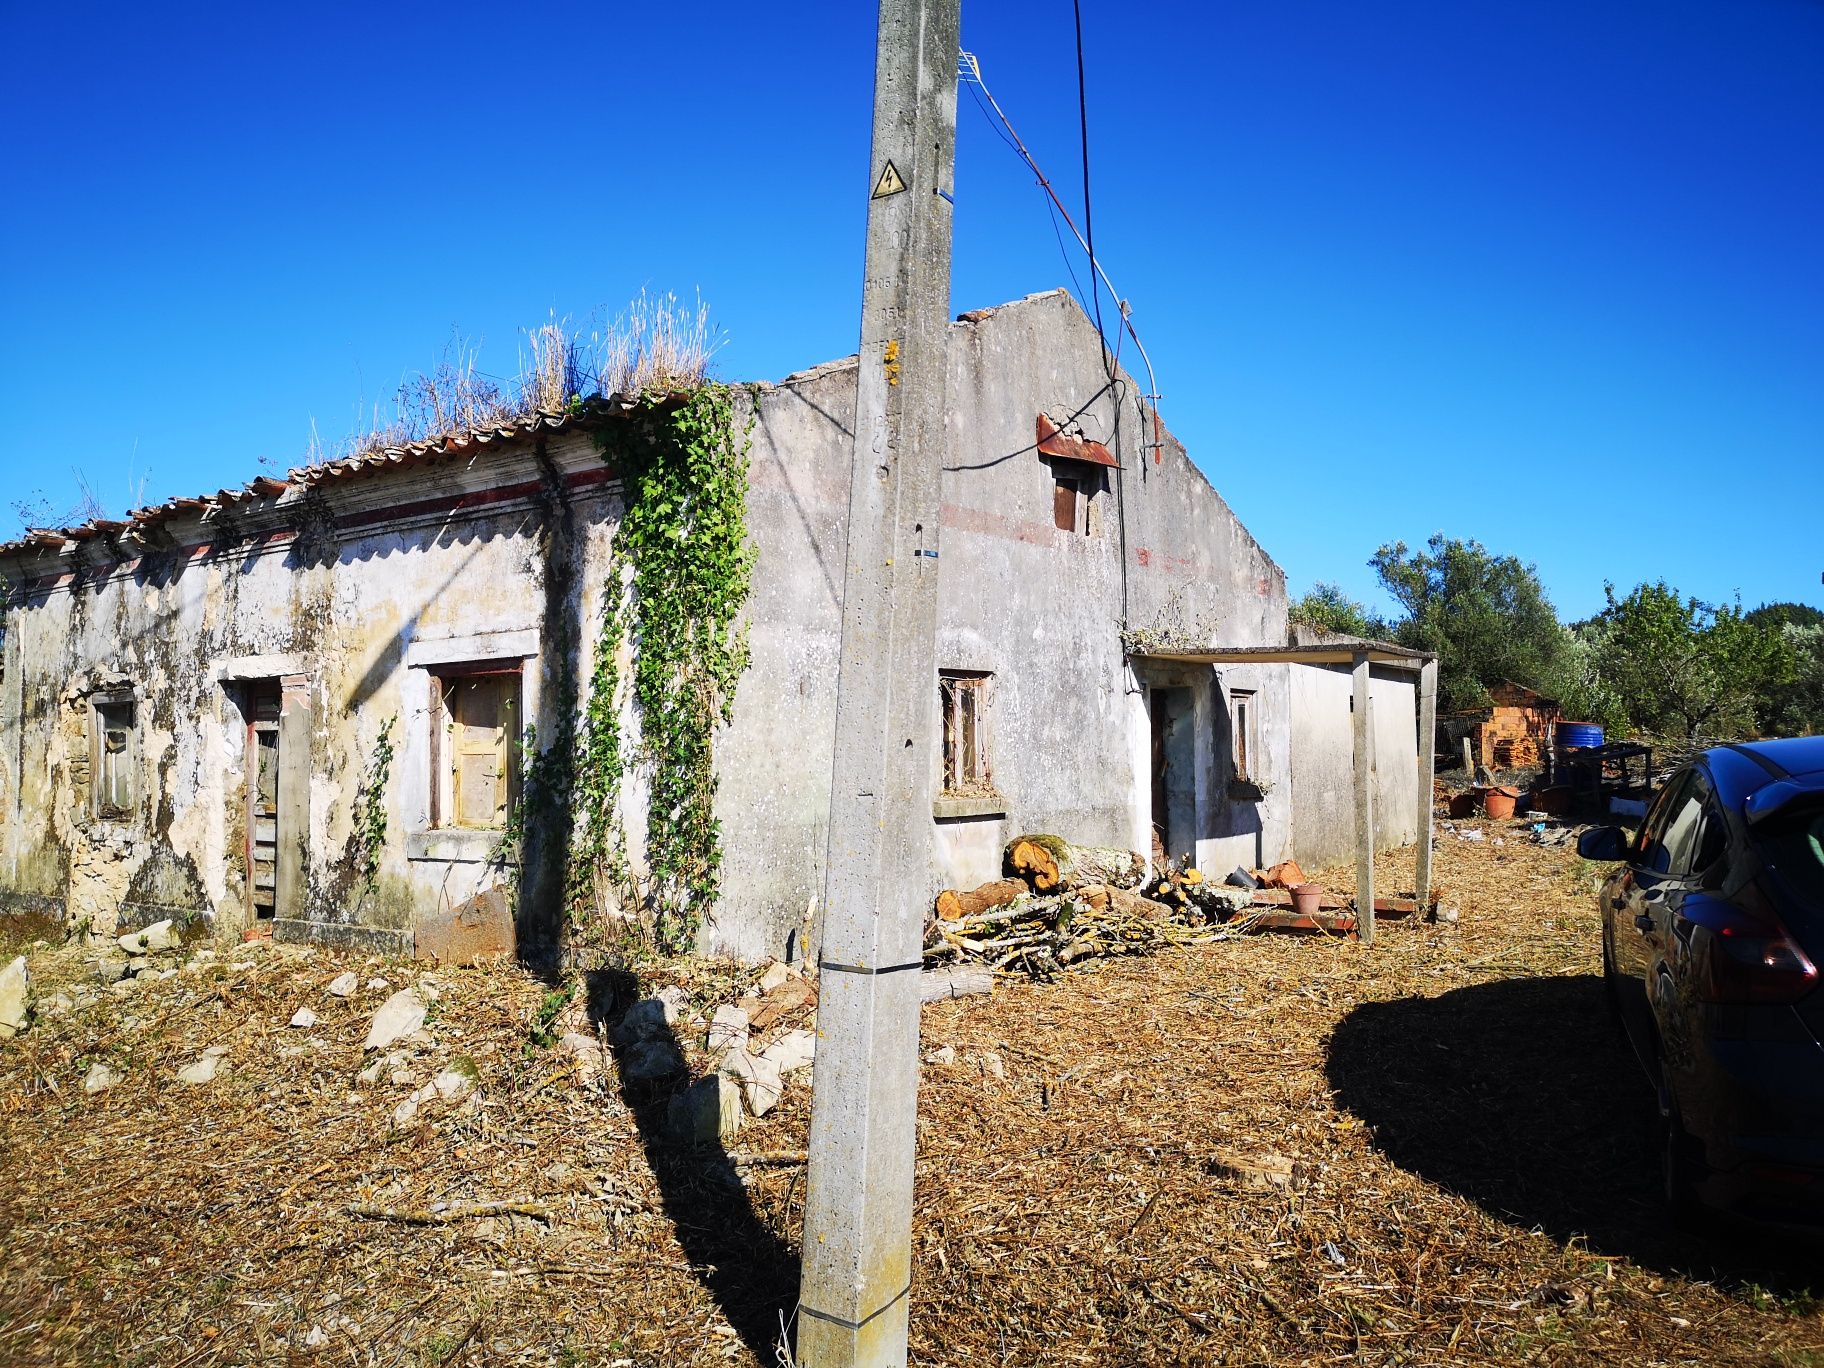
(0, 431), (613, 952)
(717, 290), (1294, 958)
(1287, 663), (1421, 872)
(1, 290), (1399, 963)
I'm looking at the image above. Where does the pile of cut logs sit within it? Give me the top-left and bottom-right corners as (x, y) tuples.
(924, 834), (1263, 981)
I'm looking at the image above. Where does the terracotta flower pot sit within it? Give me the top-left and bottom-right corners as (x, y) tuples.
(1483, 786), (1519, 821)
(1291, 883), (1323, 918)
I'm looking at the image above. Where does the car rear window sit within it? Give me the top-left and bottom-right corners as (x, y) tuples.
(1757, 800), (1824, 909)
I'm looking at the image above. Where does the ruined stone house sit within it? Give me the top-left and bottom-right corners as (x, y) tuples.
(0, 290), (1422, 961)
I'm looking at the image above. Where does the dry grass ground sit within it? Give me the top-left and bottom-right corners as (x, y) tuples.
(3, 826), (1823, 1367)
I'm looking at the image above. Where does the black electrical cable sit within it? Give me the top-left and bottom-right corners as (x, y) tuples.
(1072, 0), (1114, 384)
(1069, 1), (1135, 633)
(964, 74), (1095, 323)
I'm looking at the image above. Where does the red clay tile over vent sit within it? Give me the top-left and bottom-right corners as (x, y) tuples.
(1035, 413), (1119, 469)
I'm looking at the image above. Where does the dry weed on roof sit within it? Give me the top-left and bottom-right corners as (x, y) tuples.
(3, 831), (1823, 1366)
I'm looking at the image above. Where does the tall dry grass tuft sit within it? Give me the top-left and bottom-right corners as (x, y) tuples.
(312, 293), (723, 468)
(520, 312), (596, 414)
(603, 289), (723, 396)
(395, 331), (513, 439)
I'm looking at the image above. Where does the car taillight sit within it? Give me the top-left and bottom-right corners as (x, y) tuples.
(1699, 910), (1820, 1004)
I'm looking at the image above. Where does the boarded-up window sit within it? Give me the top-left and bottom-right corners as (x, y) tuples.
(1230, 689), (1257, 782)
(1053, 475), (1080, 533)
(939, 672), (993, 795)
(94, 699), (135, 819)
(432, 669), (521, 829)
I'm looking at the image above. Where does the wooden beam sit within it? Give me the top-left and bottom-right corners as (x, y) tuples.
(1416, 658), (1438, 911)
(1247, 889), (1424, 916)
(1353, 652), (1375, 946)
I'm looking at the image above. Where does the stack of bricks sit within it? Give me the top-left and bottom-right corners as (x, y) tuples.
(1493, 736), (1540, 768)
(1475, 706), (1556, 770)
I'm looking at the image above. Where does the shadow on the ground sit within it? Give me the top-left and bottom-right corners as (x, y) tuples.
(586, 970), (800, 1362)
(1325, 974), (1821, 1293)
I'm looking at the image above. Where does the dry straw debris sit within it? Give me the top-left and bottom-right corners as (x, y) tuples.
(3, 832), (1823, 1366)
(314, 290), (726, 469)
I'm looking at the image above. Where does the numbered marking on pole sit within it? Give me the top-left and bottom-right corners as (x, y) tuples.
(871, 160), (907, 199)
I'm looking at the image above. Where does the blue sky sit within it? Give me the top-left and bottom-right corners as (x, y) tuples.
(2, 0), (1819, 622)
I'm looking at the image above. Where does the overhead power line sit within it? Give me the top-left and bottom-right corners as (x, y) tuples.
(959, 45), (1164, 461)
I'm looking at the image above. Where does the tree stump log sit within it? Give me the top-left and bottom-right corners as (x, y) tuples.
(1076, 883), (1174, 921)
(1005, 835), (1147, 893)
(919, 964), (994, 1003)
(934, 878), (1027, 923)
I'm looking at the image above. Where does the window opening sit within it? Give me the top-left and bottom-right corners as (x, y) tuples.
(93, 698), (135, 819)
(431, 666), (522, 829)
(939, 672), (993, 796)
(1230, 689), (1257, 782)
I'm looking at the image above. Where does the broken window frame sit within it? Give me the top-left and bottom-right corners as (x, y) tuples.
(1229, 688), (1259, 785)
(938, 671), (995, 797)
(1049, 465), (1105, 536)
(428, 662), (523, 831)
(91, 694), (137, 821)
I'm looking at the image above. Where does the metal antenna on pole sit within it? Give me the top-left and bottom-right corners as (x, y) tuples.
(796, 0), (961, 1365)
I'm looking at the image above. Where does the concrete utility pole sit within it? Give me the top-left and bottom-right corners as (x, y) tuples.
(797, 0), (960, 1364)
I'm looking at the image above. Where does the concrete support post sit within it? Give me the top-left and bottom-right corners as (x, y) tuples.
(275, 673), (311, 927)
(1414, 658), (1438, 910)
(1352, 653), (1375, 946)
(797, 0), (959, 1364)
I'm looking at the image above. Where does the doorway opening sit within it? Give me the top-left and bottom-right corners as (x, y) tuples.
(1149, 685), (1196, 866)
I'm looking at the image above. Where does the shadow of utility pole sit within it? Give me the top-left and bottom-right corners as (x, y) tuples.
(588, 969), (801, 1362)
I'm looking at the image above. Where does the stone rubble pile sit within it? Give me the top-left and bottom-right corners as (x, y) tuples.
(592, 958), (821, 1146)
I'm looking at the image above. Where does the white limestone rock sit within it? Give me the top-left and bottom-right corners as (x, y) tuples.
(84, 1062), (122, 1094)
(667, 1074), (742, 1146)
(289, 1007), (319, 1030)
(761, 1028), (816, 1075)
(326, 972), (359, 998)
(176, 1053), (225, 1085)
(611, 997), (675, 1047)
(720, 1047), (783, 1117)
(433, 1059), (479, 1101)
(756, 960), (794, 994)
(621, 1038), (685, 1082)
(363, 988), (428, 1052)
(0, 956), (28, 1039)
(117, 919), (181, 955)
(706, 1004), (749, 1056)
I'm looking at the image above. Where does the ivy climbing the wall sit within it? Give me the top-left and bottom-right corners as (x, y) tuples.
(563, 384), (755, 954)
(355, 717), (396, 894)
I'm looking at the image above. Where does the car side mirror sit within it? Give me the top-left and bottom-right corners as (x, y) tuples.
(1577, 826), (1629, 862)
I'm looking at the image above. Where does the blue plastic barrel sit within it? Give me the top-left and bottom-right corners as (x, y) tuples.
(1555, 721), (1605, 750)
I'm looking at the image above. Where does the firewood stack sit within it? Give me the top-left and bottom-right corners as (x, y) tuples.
(926, 834), (1262, 980)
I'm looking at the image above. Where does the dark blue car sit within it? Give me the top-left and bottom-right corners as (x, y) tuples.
(1581, 736), (1824, 1228)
